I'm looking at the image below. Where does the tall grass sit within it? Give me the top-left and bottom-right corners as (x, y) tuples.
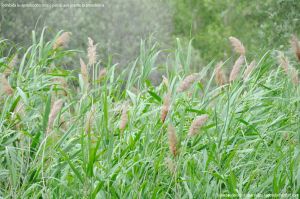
(0, 30), (300, 198)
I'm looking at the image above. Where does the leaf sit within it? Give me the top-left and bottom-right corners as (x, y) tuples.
(148, 90), (162, 103)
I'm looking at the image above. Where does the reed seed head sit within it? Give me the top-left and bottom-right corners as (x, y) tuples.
(119, 104), (128, 132)
(85, 106), (96, 134)
(177, 73), (199, 92)
(230, 55), (244, 82)
(168, 124), (177, 157)
(243, 60), (256, 80)
(98, 68), (107, 80)
(291, 34), (300, 62)
(290, 66), (299, 85)
(87, 37), (97, 65)
(53, 32), (71, 49)
(215, 61), (226, 86)
(53, 77), (68, 96)
(188, 114), (208, 137)
(0, 75), (14, 95)
(165, 157), (176, 174)
(277, 53), (289, 74)
(161, 93), (171, 123)
(229, 36), (246, 55)
(4, 54), (18, 76)
(47, 99), (63, 133)
(80, 58), (89, 84)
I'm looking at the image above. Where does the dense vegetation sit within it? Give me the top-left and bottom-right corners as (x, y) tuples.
(1, 0), (300, 198)
(0, 28), (300, 198)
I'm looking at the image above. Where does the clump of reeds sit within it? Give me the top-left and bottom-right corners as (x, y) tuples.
(168, 124), (177, 157)
(229, 55), (244, 82)
(177, 73), (199, 92)
(277, 53), (289, 74)
(119, 104), (128, 132)
(4, 54), (18, 77)
(290, 34), (300, 62)
(215, 61), (226, 86)
(229, 36), (245, 55)
(161, 93), (171, 123)
(87, 37), (97, 65)
(80, 58), (89, 85)
(188, 114), (208, 137)
(53, 32), (71, 49)
(47, 99), (63, 133)
(0, 75), (14, 95)
(243, 60), (256, 80)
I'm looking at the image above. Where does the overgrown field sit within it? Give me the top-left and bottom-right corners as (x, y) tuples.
(0, 30), (300, 198)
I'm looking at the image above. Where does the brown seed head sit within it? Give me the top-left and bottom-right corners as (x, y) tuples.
(80, 58), (89, 84)
(98, 68), (107, 80)
(229, 55), (244, 82)
(165, 157), (176, 174)
(177, 73), (199, 92)
(168, 124), (177, 156)
(290, 66), (299, 85)
(277, 53), (289, 74)
(47, 99), (63, 133)
(4, 54), (18, 77)
(243, 60), (256, 80)
(291, 34), (300, 62)
(85, 106), (96, 134)
(188, 114), (208, 137)
(0, 75), (14, 95)
(229, 36), (246, 55)
(87, 37), (97, 65)
(119, 104), (128, 132)
(53, 32), (71, 49)
(161, 93), (171, 123)
(215, 61), (226, 86)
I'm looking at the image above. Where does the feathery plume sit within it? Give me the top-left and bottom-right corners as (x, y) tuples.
(290, 34), (300, 62)
(161, 93), (171, 123)
(168, 124), (177, 156)
(14, 101), (25, 115)
(4, 54), (18, 76)
(243, 60), (256, 80)
(215, 61), (226, 86)
(277, 53), (289, 74)
(98, 68), (107, 80)
(119, 104), (128, 132)
(53, 32), (71, 49)
(47, 99), (63, 133)
(87, 37), (97, 65)
(165, 157), (176, 174)
(229, 36), (246, 55)
(290, 66), (299, 85)
(0, 75), (14, 95)
(53, 77), (68, 96)
(229, 55), (244, 82)
(188, 114), (208, 137)
(177, 73), (199, 92)
(80, 58), (89, 84)
(85, 106), (96, 133)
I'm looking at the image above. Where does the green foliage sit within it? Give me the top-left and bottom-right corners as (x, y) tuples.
(173, 0), (300, 62)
